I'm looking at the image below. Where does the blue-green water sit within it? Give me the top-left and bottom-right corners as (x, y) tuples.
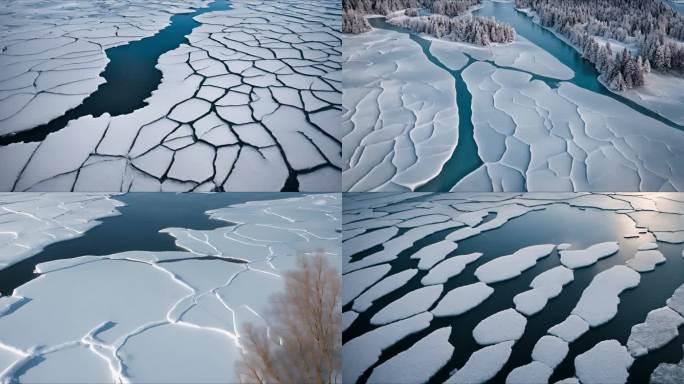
(0, 0), (232, 145)
(367, 18), (484, 193)
(0, 192), (296, 295)
(475, 1), (684, 130)
(372, 0), (684, 191)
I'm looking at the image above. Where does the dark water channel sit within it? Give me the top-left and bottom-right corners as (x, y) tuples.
(0, 192), (296, 295)
(343, 202), (684, 383)
(0, 0), (232, 145)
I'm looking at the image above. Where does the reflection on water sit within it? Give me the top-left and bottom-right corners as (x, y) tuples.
(343, 202), (684, 383)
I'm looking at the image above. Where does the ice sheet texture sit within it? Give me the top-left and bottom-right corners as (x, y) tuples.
(0, 193), (341, 382)
(0, 0), (342, 192)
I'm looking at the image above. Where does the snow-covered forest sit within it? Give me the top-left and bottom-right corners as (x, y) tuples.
(516, 0), (684, 90)
(389, 14), (515, 45)
(343, 0), (513, 46)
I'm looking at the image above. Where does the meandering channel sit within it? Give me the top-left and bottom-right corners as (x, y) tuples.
(366, 17), (484, 193)
(0, 0), (232, 146)
(371, 0), (684, 191)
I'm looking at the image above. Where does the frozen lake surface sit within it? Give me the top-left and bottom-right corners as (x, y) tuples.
(0, 193), (341, 382)
(0, 0), (342, 192)
(342, 192), (684, 383)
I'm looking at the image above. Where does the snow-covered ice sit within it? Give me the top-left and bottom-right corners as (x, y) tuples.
(454, 63), (684, 192)
(0, 193), (342, 382)
(627, 307), (684, 357)
(474, 244), (555, 283)
(343, 312), (433, 384)
(514, 266), (573, 315)
(472, 308), (527, 345)
(341, 192), (684, 383)
(446, 341), (514, 384)
(0, 0), (342, 192)
(559, 242), (619, 269)
(353, 269), (418, 313)
(421, 252), (482, 285)
(367, 327), (453, 384)
(548, 315), (590, 343)
(0, 193), (123, 272)
(432, 282), (494, 317)
(626, 249), (666, 272)
(574, 340), (633, 384)
(571, 265), (641, 327)
(651, 350), (684, 384)
(0, 0), (211, 136)
(343, 28), (459, 191)
(370, 285), (443, 325)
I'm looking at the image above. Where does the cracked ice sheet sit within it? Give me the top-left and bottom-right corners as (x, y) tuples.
(429, 34), (574, 80)
(0, 0), (342, 192)
(0, 193), (123, 273)
(454, 62), (684, 192)
(0, 193), (342, 382)
(0, 0), (212, 136)
(342, 27), (459, 191)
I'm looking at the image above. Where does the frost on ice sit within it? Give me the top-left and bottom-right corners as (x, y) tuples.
(0, 193), (123, 272)
(0, 193), (341, 382)
(0, 0), (342, 192)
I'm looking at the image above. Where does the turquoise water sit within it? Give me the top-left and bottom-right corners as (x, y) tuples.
(474, 1), (684, 130)
(371, 0), (684, 191)
(0, 0), (232, 145)
(366, 18), (484, 192)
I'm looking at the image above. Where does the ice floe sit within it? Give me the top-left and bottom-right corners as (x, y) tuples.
(446, 341), (514, 384)
(514, 266), (573, 315)
(367, 327), (453, 384)
(475, 244), (555, 283)
(651, 349), (684, 384)
(343, 312), (433, 384)
(421, 252), (482, 285)
(343, 28), (459, 191)
(559, 242), (619, 269)
(627, 307), (684, 357)
(353, 269), (418, 313)
(432, 282), (494, 317)
(574, 340), (633, 384)
(0, 193), (123, 272)
(370, 285), (443, 325)
(571, 265), (640, 327)
(472, 308), (527, 345)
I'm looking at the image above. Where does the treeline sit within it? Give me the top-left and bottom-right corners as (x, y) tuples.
(515, 0), (684, 89)
(583, 40), (650, 91)
(342, 10), (371, 33)
(343, 0), (480, 33)
(389, 14), (515, 45)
